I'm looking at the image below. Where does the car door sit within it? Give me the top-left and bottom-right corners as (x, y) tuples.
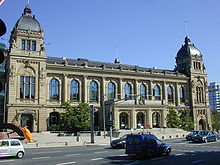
(0, 140), (10, 157)
(9, 140), (22, 156)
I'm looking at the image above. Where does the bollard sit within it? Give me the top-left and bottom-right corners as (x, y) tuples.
(36, 143), (38, 147)
(76, 135), (80, 141)
(65, 142), (68, 145)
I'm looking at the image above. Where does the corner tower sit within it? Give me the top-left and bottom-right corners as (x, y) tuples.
(6, 5), (47, 132)
(176, 36), (211, 130)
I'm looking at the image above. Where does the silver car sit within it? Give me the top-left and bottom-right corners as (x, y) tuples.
(0, 139), (25, 158)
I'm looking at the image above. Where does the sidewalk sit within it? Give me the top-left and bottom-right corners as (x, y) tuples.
(22, 133), (114, 148)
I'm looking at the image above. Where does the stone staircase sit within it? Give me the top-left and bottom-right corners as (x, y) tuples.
(111, 128), (189, 139)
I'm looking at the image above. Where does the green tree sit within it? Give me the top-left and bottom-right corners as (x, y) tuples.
(57, 102), (90, 132)
(166, 107), (194, 131)
(166, 107), (181, 128)
(211, 111), (220, 132)
(179, 109), (194, 131)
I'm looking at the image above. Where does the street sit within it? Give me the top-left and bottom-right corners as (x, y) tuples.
(0, 138), (220, 165)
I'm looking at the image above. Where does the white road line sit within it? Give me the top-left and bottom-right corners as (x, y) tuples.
(119, 154), (127, 156)
(32, 156), (51, 160)
(56, 161), (77, 165)
(65, 153), (81, 157)
(175, 153), (184, 156)
(192, 159), (205, 164)
(0, 160), (14, 163)
(124, 162), (139, 165)
(91, 158), (104, 161)
(33, 151), (62, 154)
(94, 151), (108, 154)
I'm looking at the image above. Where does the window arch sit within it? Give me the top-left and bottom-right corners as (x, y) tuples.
(167, 86), (174, 103)
(49, 79), (59, 100)
(108, 82), (115, 100)
(70, 80), (79, 101)
(180, 86), (185, 102)
(153, 85), (161, 100)
(90, 81), (98, 102)
(140, 84), (147, 99)
(125, 83), (132, 100)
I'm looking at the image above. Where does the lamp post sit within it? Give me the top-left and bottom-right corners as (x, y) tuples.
(90, 105), (94, 143)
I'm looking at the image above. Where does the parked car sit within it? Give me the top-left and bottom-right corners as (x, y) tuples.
(212, 131), (220, 139)
(192, 131), (217, 143)
(110, 134), (127, 148)
(125, 134), (171, 158)
(186, 130), (203, 141)
(0, 139), (25, 158)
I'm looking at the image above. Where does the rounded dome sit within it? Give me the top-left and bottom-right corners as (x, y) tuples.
(177, 36), (201, 58)
(14, 5), (42, 32)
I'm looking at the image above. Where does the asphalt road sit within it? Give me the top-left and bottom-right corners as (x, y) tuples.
(0, 138), (220, 165)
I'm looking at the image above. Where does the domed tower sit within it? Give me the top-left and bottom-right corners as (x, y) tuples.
(176, 36), (211, 130)
(6, 5), (47, 132)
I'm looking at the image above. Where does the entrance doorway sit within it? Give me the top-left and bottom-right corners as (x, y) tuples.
(21, 114), (33, 132)
(199, 119), (206, 130)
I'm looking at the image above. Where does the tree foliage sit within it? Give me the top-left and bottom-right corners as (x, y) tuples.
(53, 102), (90, 132)
(211, 111), (220, 132)
(166, 107), (194, 131)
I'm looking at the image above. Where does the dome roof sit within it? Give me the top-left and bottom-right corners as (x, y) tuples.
(177, 36), (201, 58)
(14, 5), (42, 32)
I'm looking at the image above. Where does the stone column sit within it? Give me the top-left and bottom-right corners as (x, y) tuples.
(134, 79), (138, 104)
(63, 74), (67, 102)
(146, 108), (152, 128)
(149, 81), (153, 100)
(162, 82), (166, 104)
(130, 109), (136, 129)
(118, 78), (123, 99)
(175, 83), (179, 106)
(161, 108), (167, 127)
(82, 76), (88, 102)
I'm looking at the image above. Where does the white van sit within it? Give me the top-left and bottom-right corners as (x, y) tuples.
(0, 139), (25, 158)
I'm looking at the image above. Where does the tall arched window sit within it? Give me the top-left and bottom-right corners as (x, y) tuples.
(180, 87), (185, 102)
(108, 82), (115, 100)
(90, 81), (98, 102)
(196, 86), (204, 103)
(125, 83), (132, 100)
(153, 85), (161, 100)
(167, 86), (174, 103)
(70, 80), (79, 101)
(140, 84), (147, 99)
(49, 79), (59, 100)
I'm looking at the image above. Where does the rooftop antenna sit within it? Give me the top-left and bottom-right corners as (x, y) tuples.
(185, 20), (188, 36)
(115, 46), (119, 58)
(27, 0), (30, 5)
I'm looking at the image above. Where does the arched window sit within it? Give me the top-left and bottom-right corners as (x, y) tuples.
(180, 87), (185, 102)
(140, 84), (147, 99)
(90, 81), (98, 102)
(125, 83), (132, 100)
(49, 79), (59, 100)
(108, 82), (115, 100)
(137, 112), (144, 129)
(20, 76), (35, 99)
(70, 80), (79, 101)
(153, 85), (161, 100)
(167, 86), (174, 103)
(152, 112), (160, 128)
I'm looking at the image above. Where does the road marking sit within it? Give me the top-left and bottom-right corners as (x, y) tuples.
(91, 158), (104, 161)
(33, 151), (62, 154)
(119, 154), (127, 156)
(124, 162), (139, 165)
(94, 151), (108, 153)
(56, 161), (77, 165)
(0, 160), (14, 163)
(32, 156), (51, 160)
(192, 159), (205, 164)
(65, 153), (81, 157)
(175, 153), (184, 156)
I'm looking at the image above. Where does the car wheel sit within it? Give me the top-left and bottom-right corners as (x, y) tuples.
(16, 151), (24, 159)
(166, 148), (171, 156)
(147, 152), (153, 159)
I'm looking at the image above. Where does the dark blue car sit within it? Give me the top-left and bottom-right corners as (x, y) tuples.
(186, 130), (203, 141)
(192, 131), (218, 143)
(125, 134), (171, 158)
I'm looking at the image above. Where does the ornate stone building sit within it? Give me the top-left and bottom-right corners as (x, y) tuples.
(5, 5), (211, 132)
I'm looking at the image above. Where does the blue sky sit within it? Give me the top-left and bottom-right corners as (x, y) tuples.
(0, 0), (220, 83)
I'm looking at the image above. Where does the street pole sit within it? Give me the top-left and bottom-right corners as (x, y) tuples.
(90, 105), (94, 143)
(102, 94), (106, 138)
(109, 105), (113, 143)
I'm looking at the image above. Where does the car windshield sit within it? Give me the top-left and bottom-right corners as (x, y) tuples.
(156, 139), (163, 145)
(120, 135), (127, 139)
(200, 131), (209, 136)
(192, 131), (199, 135)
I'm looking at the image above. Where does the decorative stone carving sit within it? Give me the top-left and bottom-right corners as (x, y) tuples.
(9, 65), (16, 85)
(40, 67), (46, 86)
